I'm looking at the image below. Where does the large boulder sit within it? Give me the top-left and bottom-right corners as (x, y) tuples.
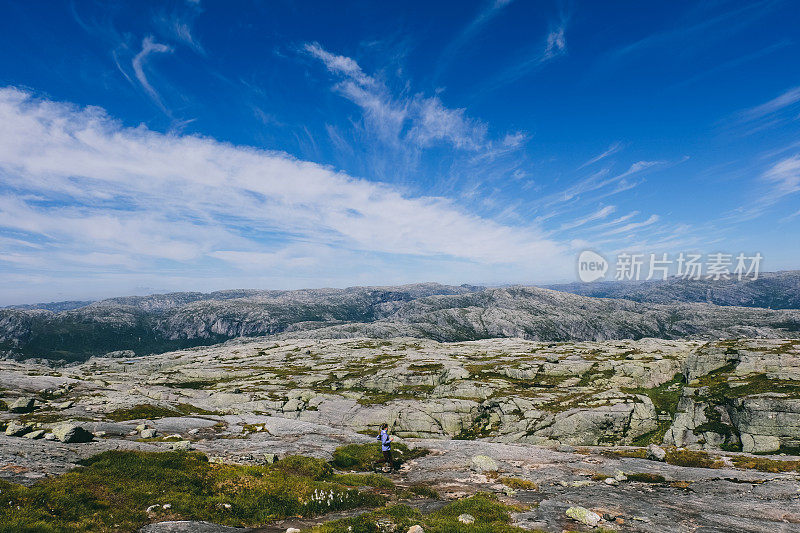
(51, 422), (94, 443)
(9, 397), (35, 413)
(5, 420), (32, 436)
(740, 433), (781, 454)
(566, 506), (601, 526)
(471, 455), (499, 472)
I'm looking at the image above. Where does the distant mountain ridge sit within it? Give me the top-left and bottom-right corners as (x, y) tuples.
(1, 273), (798, 362)
(545, 270), (800, 309)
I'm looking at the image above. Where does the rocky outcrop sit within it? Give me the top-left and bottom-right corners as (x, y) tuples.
(665, 339), (800, 452)
(730, 395), (800, 453)
(2, 336), (799, 451)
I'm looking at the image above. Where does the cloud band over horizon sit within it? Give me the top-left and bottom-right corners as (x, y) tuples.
(0, 87), (571, 304)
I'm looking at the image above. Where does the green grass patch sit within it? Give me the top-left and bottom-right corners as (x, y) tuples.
(161, 380), (218, 390)
(626, 472), (666, 483)
(405, 484), (439, 499)
(0, 450), (385, 532)
(104, 403), (217, 421)
(407, 363), (445, 372)
(331, 442), (429, 471)
(730, 455), (800, 472)
(664, 449), (723, 469)
(605, 446), (723, 468)
(312, 493), (530, 533)
(498, 477), (538, 491)
(331, 473), (394, 489)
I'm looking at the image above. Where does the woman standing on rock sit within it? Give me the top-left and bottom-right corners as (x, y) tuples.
(376, 423), (394, 471)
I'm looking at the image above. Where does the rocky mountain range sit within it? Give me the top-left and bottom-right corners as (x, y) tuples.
(1, 273), (799, 362)
(545, 270), (800, 309)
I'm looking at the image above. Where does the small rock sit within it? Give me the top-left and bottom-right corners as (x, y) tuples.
(566, 506), (601, 527)
(9, 397), (35, 413)
(52, 422), (94, 443)
(614, 469), (627, 481)
(141, 428), (158, 439)
(264, 453), (279, 464)
(5, 421), (32, 436)
(188, 428), (200, 435)
(136, 423), (149, 432)
(457, 514), (475, 524)
(43, 432), (56, 441)
(162, 503), (171, 510)
(407, 527), (424, 533)
(646, 444), (666, 462)
(56, 401), (74, 410)
(94, 431), (106, 438)
(146, 504), (160, 513)
(604, 477), (619, 485)
(286, 529), (301, 533)
(170, 440), (192, 451)
(23, 429), (46, 439)
(470, 455), (498, 472)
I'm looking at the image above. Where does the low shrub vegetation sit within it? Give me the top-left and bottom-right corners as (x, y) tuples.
(663, 449), (723, 469)
(105, 403), (216, 421)
(730, 455), (800, 473)
(331, 442), (429, 471)
(498, 476), (538, 490)
(626, 472), (667, 483)
(0, 450), (385, 532)
(313, 493), (530, 533)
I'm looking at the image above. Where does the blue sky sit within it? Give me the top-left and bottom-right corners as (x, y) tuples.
(0, 0), (799, 304)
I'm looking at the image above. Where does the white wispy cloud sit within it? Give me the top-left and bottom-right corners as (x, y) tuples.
(741, 85), (800, 121)
(600, 214), (660, 237)
(480, 16), (569, 92)
(578, 142), (623, 169)
(559, 205), (615, 230)
(762, 154), (800, 201)
(305, 42), (491, 152)
(542, 160), (661, 207)
(304, 43), (374, 87)
(724, 153), (800, 222)
(132, 36), (173, 111)
(542, 24), (567, 60)
(0, 88), (570, 301)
